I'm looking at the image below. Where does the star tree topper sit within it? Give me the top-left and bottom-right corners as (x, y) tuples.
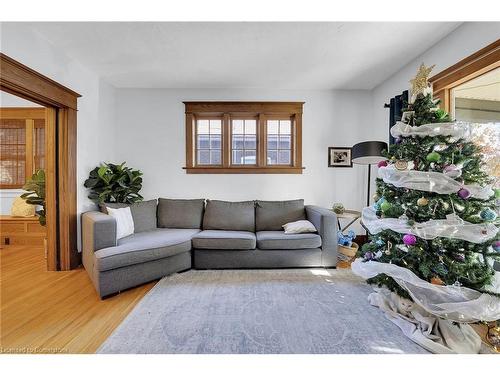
(410, 63), (435, 100)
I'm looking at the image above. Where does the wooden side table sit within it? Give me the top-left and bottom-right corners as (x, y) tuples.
(333, 209), (361, 233)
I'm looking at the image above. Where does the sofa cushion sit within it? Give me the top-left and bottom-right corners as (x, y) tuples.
(256, 231), (322, 250)
(192, 230), (256, 250)
(157, 198), (205, 229)
(94, 228), (200, 271)
(101, 199), (157, 233)
(203, 200), (255, 232)
(255, 199), (306, 231)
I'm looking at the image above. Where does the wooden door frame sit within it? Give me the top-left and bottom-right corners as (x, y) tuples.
(429, 39), (500, 113)
(1, 53), (81, 271)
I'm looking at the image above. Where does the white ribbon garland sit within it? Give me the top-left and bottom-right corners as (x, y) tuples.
(362, 206), (498, 243)
(390, 121), (472, 139)
(378, 166), (494, 200)
(351, 258), (500, 322)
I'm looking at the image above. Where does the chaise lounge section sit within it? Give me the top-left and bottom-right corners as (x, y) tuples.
(82, 198), (338, 298)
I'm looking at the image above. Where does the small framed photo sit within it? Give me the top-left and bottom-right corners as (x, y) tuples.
(328, 147), (352, 168)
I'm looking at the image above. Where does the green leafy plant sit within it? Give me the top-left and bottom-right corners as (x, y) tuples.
(21, 169), (46, 226)
(84, 162), (143, 204)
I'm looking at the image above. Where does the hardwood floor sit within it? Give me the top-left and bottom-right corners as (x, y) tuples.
(0, 245), (154, 353)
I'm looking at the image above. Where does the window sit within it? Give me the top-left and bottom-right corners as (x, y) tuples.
(429, 40), (499, 187)
(196, 118), (222, 165)
(184, 102), (303, 173)
(0, 108), (46, 188)
(231, 119), (257, 165)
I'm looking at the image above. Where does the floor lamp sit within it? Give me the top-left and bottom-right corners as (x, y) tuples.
(351, 141), (388, 207)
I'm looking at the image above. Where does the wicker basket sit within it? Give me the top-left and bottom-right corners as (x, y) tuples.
(337, 242), (359, 262)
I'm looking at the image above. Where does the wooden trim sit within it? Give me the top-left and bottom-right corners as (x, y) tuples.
(184, 166), (304, 174)
(1, 53), (80, 271)
(58, 108), (79, 270)
(257, 114), (266, 168)
(25, 119), (34, 179)
(184, 101), (304, 114)
(0, 107), (46, 119)
(429, 39), (500, 111)
(0, 53), (81, 109)
(44, 107), (58, 271)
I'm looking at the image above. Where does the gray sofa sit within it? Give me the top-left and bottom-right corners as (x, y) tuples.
(82, 198), (338, 298)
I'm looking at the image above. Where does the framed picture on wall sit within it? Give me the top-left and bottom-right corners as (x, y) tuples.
(328, 147), (352, 167)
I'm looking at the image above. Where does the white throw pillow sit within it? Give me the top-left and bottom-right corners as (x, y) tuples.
(282, 220), (317, 234)
(107, 206), (134, 240)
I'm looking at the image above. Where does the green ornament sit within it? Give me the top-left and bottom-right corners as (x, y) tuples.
(426, 152), (441, 163)
(380, 201), (391, 213)
(495, 189), (500, 199)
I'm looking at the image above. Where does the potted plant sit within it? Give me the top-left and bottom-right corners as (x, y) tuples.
(84, 162), (143, 204)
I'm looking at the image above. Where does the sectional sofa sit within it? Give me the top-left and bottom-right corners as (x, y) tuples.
(82, 199), (338, 298)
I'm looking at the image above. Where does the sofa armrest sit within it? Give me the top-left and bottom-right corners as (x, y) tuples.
(305, 205), (338, 267)
(82, 211), (117, 253)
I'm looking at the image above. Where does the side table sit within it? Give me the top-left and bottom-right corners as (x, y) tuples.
(333, 209), (361, 233)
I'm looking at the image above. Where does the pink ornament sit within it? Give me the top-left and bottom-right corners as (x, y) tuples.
(458, 188), (471, 200)
(377, 160), (388, 168)
(403, 234), (417, 246)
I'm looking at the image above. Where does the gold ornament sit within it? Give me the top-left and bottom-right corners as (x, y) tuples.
(417, 197), (429, 207)
(372, 194), (380, 202)
(395, 160), (408, 171)
(410, 63), (435, 98)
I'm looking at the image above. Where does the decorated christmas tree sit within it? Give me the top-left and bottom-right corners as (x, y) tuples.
(352, 64), (500, 353)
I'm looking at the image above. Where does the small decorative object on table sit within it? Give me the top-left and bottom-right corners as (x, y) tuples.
(331, 202), (345, 214)
(337, 230), (358, 262)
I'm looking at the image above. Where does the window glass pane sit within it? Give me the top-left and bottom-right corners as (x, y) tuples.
(267, 150), (278, 165)
(197, 150), (210, 164)
(278, 150), (291, 165)
(210, 135), (221, 149)
(210, 120), (222, 134)
(232, 135), (244, 149)
(267, 135), (278, 150)
(279, 120), (291, 135)
(279, 135), (291, 150)
(244, 120), (256, 134)
(267, 120), (279, 134)
(210, 150), (221, 164)
(0, 120), (26, 186)
(197, 134), (210, 149)
(197, 120), (209, 134)
(232, 150), (244, 165)
(244, 135), (256, 149)
(244, 150), (256, 165)
(232, 120), (244, 134)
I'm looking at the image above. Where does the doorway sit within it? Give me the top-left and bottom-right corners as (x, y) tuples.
(0, 53), (80, 271)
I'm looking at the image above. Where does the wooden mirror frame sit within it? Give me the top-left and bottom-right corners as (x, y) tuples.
(1, 53), (81, 271)
(429, 39), (500, 113)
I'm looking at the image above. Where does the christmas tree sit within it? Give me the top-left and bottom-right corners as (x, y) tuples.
(356, 63), (500, 301)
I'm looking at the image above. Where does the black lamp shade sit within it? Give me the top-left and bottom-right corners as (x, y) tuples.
(351, 141), (388, 165)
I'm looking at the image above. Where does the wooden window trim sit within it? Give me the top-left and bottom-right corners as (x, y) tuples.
(184, 101), (304, 174)
(0, 108), (46, 188)
(429, 39), (500, 112)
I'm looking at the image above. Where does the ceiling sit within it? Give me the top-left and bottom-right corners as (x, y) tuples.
(27, 22), (461, 90)
(454, 67), (500, 101)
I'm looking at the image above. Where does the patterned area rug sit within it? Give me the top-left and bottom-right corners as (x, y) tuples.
(98, 269), (429, 354)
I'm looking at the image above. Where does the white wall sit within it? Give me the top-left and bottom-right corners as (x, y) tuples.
(0, 23), (117, 249)
(114, 88), (371, 232)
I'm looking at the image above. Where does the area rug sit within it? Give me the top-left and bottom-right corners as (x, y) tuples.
(98, 269), (429, 354)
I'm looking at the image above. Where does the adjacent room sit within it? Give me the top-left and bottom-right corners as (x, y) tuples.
(0, 16), (499, 363)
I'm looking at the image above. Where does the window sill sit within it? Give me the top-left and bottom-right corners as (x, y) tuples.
(183, 166), (305, 174)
